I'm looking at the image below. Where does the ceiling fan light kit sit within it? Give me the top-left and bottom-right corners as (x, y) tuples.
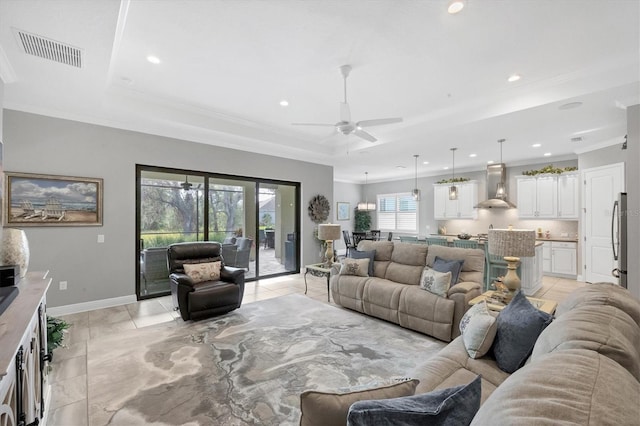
(292, 65), (402, 143)
(449, 148), (458, 200)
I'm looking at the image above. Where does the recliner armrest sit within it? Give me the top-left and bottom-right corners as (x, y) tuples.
(169, 272), (195, 288)
(447, 281), (481, 296)
(221, 266), (245, 284)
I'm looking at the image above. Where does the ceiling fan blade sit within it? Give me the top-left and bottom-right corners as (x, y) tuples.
(354, 128), (377, 143)
(340, 102), (351, 122)
(291, 122), (336, 127)
(356, 117), (403, 128)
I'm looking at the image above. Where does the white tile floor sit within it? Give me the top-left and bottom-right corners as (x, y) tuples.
(46, 273), (584, 426)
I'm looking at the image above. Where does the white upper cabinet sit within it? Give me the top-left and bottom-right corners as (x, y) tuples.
(516, 175), (558, 219)
(557, 173), (579, 219)
(433, 181), (478, 220)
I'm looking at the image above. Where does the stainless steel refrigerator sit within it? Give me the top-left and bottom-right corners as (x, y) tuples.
(612, 192), (628, 288)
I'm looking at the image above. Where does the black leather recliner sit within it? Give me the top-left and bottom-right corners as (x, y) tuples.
(168, 242), (245, 321)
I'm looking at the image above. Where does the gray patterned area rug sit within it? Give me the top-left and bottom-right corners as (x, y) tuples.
(87, 294), (446, 425)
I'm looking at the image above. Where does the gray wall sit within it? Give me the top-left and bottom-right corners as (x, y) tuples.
(626, 105), (639, 299)
(3, 110), (333, 308)
(578, 143), (627, 170)
(332, 181), (361, 254)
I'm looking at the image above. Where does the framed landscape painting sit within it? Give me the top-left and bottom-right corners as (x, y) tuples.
(4, 172), (103, 226)
(337, 202), (350, 221)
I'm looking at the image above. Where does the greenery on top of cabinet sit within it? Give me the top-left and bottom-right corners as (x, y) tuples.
(435, 177), (471, 184)
(522, 165), (578, 176)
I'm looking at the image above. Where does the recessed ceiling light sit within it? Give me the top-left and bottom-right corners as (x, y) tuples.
(447, 1), (464, 14)
(422, 161), (429, 165)
(559, 101), (583, 110)
(279, 100), (289, 107)
(396, 165), (406, 169)
(146, 55), (161, 64)
(532, 143), (541, 148)
(544, 152), (552, 157)
(487, 160), (495, 164)
(507, 74), (521, 83)
(443, 166), (449, 170)
(570, 136), (583, 142)
(469, 153), (477, 158)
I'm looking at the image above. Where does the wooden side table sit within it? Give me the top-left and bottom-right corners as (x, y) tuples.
(469, 290), (558, 315)
(304, 263), (332, 302)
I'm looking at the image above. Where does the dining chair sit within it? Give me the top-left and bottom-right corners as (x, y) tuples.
(352, 232), (367, 247)
(342, 230), (356, 256)
(426, 237), (448, 246)
(370, 230), (381, 241)
(453, 240), (479, 249)
(387, 232), (393, 241)
(484, 244), (520, 291)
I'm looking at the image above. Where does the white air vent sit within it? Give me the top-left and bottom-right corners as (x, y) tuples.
(14, 29), (82, 68)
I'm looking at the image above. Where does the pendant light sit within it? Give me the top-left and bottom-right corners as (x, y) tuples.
(495, 139), (507, 199)
(357, 172), (376, 211)
(412, 154), (420, 201)
(449, 148), (458, 200)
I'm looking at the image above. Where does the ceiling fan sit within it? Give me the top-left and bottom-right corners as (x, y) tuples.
(292, 65), (403, 143)
(180, 176), (193, 191)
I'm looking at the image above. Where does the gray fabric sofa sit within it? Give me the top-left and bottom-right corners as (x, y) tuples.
(330, 241), (484, 342)
(412, 283), (640, 424)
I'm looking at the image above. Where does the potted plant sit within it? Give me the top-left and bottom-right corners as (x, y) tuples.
(47, 315), (70, 358)
(354, 209), (372, 232)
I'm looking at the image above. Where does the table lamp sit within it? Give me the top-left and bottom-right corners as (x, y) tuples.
(488, 228), (535, 293)
(318, 224), (341, 266)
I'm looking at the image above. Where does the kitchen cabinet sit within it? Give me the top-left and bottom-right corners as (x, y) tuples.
(557, 173), (579, 219)
(0, 272), (51, 426)
(516, 175), (557, 218)
(541, 241), (577, 277)
(433, 181), (478, 220)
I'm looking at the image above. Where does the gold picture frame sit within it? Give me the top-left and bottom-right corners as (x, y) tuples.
(4, 172), (103, 226)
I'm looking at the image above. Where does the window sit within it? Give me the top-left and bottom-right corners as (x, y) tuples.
(377, 193), (418, 233)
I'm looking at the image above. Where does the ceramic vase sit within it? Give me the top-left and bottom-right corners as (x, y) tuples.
(1, 228), (30, 278)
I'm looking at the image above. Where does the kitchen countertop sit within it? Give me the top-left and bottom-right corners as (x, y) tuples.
(536, 238), (579, 243)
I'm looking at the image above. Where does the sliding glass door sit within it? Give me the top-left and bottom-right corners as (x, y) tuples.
(136, 166), (300, 299)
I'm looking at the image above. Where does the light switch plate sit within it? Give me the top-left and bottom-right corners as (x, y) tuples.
(97, 234), (105, 243)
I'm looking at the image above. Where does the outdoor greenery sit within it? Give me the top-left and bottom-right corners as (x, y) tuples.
(522, 165), (578, 175)
(47, 316), (70, 354)
(354, 209), (372, 232)
(260, 213), (274, 228)
(140, 180), (244, 247)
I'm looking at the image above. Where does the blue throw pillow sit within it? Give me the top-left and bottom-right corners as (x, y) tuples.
(347, 375), (481, 426)
(492, 290), (553, 373)
(433, 256), (465, 285)
(350, 250), (375, 277)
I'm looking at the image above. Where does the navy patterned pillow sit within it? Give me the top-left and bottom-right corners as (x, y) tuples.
(433, 256), (465, 285)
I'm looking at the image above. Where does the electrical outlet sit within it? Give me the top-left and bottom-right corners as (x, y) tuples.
(59, 281), (67, 290)
(97, 234), (105, 243)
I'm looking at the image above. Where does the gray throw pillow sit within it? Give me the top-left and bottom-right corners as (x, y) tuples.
(433, 256), (465, 285)
(347, 375), (481, 426)
(350, 250), (375, 277)
(492, 290), (553, 373)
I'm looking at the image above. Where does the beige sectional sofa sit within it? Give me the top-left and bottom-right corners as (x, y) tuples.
(412, 282), (640, 424)
(330, 241), (484, 342)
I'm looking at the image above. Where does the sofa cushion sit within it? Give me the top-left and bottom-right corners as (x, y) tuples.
(398, 286), (456, 342)
(471, 349), (640, 426)
(299, 378), (419, 426)
(433, 257), (464, 285)
(339, 258), (370, 277)
(347, 375), (481, 426)
(183, 261), (221, 283)
(555, 282), (640, 327)
(419, 267), (451, 297)
(492, 291), (553, 373)
(426, 245), (485, 285)
(531, 304), (640, 381)
(350, 250), (375, 277)
(459, 301), (497, 359)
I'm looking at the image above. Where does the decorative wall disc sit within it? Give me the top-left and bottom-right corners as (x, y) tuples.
(308, 195), (330, 223)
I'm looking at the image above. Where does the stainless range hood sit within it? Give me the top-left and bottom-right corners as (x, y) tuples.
(475, 163), (516, 209)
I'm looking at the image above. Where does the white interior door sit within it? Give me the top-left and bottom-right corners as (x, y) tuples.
(583, 163), (624, 283)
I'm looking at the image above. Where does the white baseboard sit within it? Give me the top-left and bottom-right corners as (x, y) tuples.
(47, 295), (137, 316)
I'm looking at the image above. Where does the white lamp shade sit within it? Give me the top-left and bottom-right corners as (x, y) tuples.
(318, 224), (341, 241)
